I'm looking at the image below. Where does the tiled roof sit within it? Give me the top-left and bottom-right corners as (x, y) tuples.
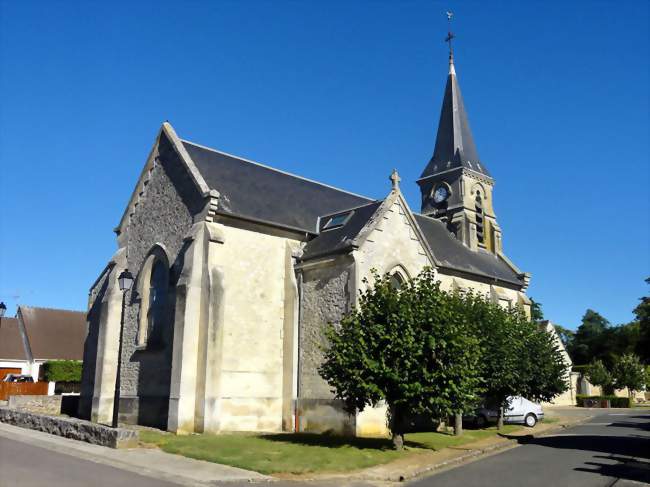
(18, 306), (86, 360)
(0, 317), (27, 361)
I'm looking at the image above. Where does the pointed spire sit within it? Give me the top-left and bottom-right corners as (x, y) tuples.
(420, 22), (490, 180)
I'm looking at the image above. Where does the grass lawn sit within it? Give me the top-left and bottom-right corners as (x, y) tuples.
(139, 424), (523, 475)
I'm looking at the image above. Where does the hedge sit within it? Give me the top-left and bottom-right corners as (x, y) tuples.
(576, 394), (632, 408)
(41, 360), (83, 382)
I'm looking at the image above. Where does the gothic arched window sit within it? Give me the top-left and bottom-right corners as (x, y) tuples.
(389, 271), (405, 291)
(136, 248), (169, 347)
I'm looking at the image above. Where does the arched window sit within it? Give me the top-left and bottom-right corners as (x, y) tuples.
(136, 248), (169, 347)
(389, 272), (405, 291)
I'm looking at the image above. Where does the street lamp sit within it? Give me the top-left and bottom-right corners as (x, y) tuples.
(118, 269), (134, 292)
(0, 302), (6, 318)
(112, 268), (133, 428)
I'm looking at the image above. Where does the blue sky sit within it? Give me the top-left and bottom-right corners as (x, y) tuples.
(0, 1), (648, 329)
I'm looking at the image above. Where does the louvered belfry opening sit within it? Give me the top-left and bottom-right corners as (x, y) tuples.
(475, 192), (484, 245)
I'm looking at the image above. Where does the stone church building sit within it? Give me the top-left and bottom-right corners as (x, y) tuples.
(79, 54), (531, 436)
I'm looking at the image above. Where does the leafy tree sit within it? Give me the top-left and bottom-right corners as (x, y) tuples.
(612, 354), (646, 397)
(586, 359), (614, 395)
(569, 309), (610, 365)
(634, 278), (650, 364)
(530, 298), (544, 322)
(463, 295), (567, 429)
(520, 324), (570, 404)
(319, 269), (482, 449)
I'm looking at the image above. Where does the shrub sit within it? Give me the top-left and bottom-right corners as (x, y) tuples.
(41, 360), (83, 382)
(576, 394), (632, 408)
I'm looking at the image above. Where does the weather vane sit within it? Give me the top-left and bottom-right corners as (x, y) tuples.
(445, 10), (455, 62)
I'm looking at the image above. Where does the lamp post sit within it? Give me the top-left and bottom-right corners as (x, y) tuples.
(112, 269), (134, 428)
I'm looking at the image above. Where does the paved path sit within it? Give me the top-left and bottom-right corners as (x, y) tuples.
(407, 410), (650, 487)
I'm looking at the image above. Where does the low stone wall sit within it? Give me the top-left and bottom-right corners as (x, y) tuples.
(0, 406), (138, 448)
(8, 395), (62, 415)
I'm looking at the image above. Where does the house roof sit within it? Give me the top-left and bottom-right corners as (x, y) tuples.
(0, 318), (27, 361)
(183, 140), (372, 234)
(18, 306), (86, 360)
(419, 59), (491, 180)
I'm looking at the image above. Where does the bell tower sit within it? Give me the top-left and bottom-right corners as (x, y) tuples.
(417, 20), (502, 253)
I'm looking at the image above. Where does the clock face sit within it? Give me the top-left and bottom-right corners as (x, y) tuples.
(433, 186), (449, 203)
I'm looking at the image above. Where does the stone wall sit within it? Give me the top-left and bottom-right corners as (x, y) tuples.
(8, 395), (61, 415)
(117, 134), (202, 429)
(212, 224), (301, 432)
(78, 265), (111, 420)
(299, 256), (353, 400)
(0, 406), (138, 448)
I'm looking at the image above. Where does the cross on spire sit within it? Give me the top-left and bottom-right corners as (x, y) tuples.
(445, 10), (455, 64)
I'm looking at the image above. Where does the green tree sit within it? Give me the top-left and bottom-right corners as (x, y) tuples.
(569, 309), (610, 365)
(612, 354), (646, 398)
(586, 359), (614, 395)
(319, 269), (482, 449)
(520, 325), (570, 404)
(465, 295), (567, 429)
(530, 298), (544, 322)
(634, 278), (650, 363)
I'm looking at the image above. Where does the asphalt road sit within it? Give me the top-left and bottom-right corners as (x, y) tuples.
(0, 411), (648, 487)
(408, 410), (650, 487)
(0, 435), (181, 487)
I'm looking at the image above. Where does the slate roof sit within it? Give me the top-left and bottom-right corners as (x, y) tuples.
(413, 214), (524, 286)
(183, 141), (372, 233)
(420, 61), (491, 180)
(299, 198), (523, 286)
(301, 201), (383, 260)
(18, 306), (87, 360)
(0, 318), (27, 361)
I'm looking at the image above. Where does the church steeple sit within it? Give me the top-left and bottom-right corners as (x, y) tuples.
(419, 56), (489, 179)
(417, 18), (501, 254)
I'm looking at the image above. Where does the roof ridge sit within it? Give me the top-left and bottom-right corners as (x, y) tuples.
(181, 139), (373, 202)
(19, 305), (85, 314)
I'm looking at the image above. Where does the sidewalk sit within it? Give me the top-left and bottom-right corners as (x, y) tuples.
(0, 422), (271, 487)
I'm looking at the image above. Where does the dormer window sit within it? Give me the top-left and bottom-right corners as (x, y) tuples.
(321, 211), (353, 231)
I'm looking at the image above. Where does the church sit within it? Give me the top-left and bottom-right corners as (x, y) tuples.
(79, 51), (531, 437)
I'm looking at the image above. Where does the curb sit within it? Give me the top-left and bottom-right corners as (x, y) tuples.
(353, 416), (594, 483)
(314, 416), (591, 482)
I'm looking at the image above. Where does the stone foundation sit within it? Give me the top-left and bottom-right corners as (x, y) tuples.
(0, 406), (138, 448)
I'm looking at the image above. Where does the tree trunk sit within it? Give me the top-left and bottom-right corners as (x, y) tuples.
(497, 406), (504, 430)
(392, 431), (404, 450)
(454, 413), (463, 436)
(389, 404), (405, 450)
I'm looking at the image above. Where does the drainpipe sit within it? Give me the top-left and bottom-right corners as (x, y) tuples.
(294, 270), (303, 433)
